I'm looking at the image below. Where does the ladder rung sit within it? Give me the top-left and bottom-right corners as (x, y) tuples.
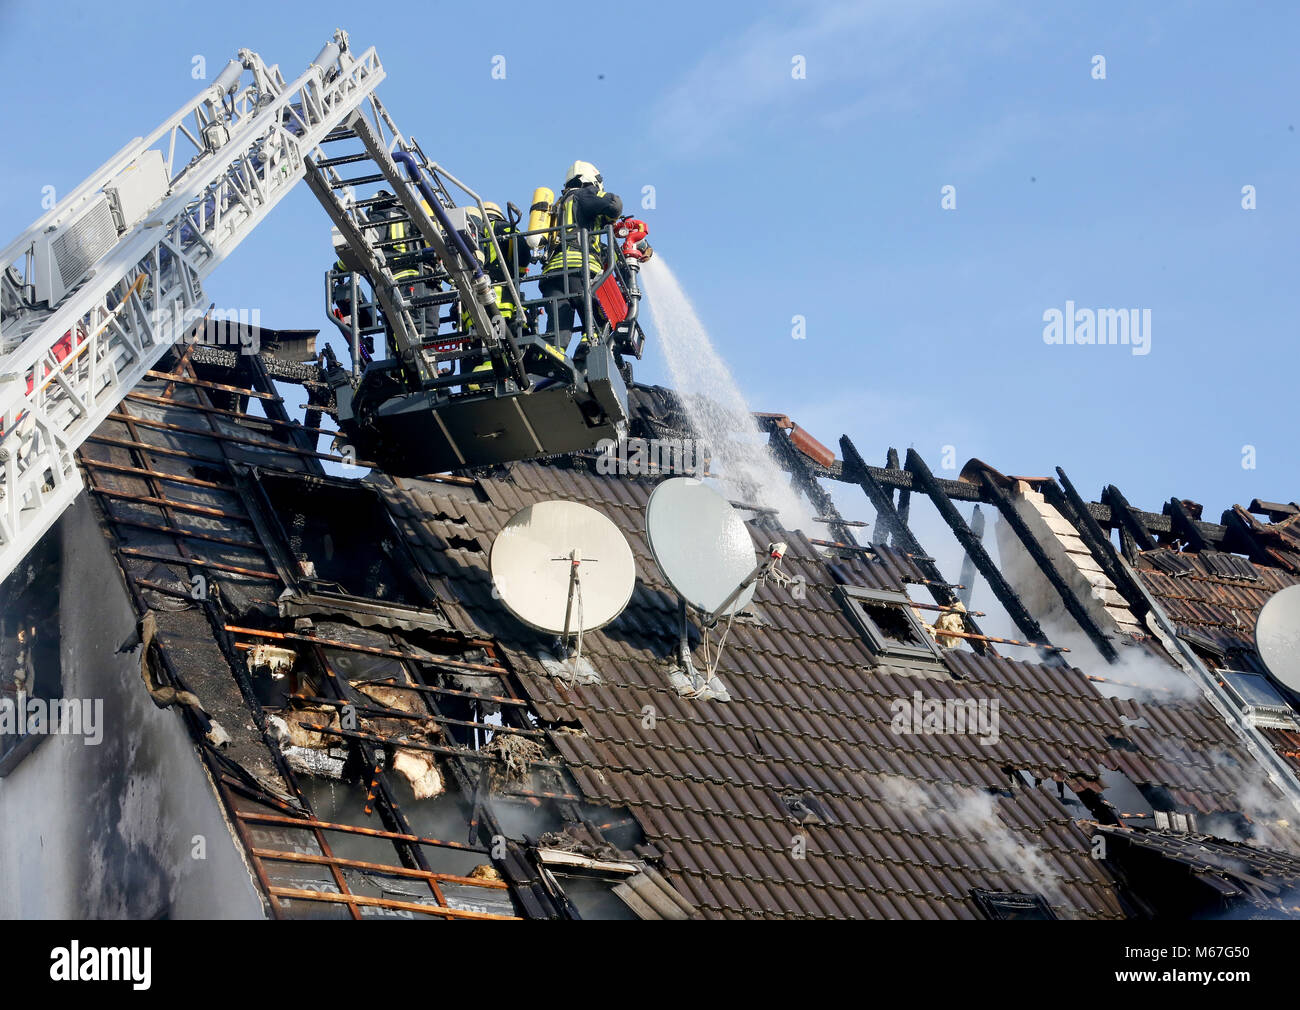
(317, 152), (371, 168)
(335, 323), (387, 338)
(426, 348), (481, 363)
(410, 291), (460, 308)
(331, 173), (386, 188)
(323, 129), (357, 142)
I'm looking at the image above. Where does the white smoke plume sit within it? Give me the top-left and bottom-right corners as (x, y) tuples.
(1033, 616), (1201, 704)
(1198, 747), (1300, 854)
(876, 773), (1070, 912)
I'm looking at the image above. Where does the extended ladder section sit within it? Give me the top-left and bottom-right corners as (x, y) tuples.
(302, 105), (528, 394)
(0, 31), (386, 584)
(317, 151), (646, 477)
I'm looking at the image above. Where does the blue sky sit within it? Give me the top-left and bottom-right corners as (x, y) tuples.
(1, 0), (1296, 521)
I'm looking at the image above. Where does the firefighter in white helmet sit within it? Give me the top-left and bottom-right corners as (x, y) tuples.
(539, 161), (622, 361)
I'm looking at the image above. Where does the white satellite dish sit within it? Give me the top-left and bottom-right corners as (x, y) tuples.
(490, 501), (635, 647)
(645, 477), (766, 620)
(1255, 583), (1300, 693)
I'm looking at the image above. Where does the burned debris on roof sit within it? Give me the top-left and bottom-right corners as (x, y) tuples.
(5, 331), (1300, 920)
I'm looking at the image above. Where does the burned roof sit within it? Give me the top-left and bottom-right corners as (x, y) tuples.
(1134, 549), (1298, 675)
(1127, 517), (1300, 784)
(16, 349), (1300, 920)
(381, 453), (1300, 918)
(1094, 824), (1300, 918)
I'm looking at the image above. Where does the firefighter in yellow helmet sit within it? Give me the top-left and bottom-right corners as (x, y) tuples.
(480, 202), (529, 287)
(461, 202), (531, 390)
(372, 189), (438, 337)
(539, 161), (622, 359)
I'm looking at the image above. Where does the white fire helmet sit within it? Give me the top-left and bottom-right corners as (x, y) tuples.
(564, 161), (601, 188)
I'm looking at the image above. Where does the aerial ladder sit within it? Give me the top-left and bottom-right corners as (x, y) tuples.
(0, 29), (647, 585)
(312, 127), (648, 477)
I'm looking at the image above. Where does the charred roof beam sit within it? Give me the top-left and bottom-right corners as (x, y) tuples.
(888, 448), (911, 539)
(869, 450), (895, 548)
(1165, 497), (1211, 553)
(764, 427), (858, 548)
(904, 448), (1063, 661)
(817, 457), (1235, 550)
(306, 642), (446, 909)
(840, 437), (993, 656)
(974, 469), (1118, 664)
(246, 350), (323, 469)
(309, 641), (570, 919)
(400, 656), (579, 919)
(1224, 506), (1298, 573)
(1249, 499), (1300, 523)
(957, 505), (985, 608)
(1102, 485), (1159, 556)
(817, 457), (984, 502)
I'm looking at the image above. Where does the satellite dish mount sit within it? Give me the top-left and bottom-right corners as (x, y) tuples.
(701, 541), (788, 629)
(646, 478), (792, 697)
(557, 547), (594, 663)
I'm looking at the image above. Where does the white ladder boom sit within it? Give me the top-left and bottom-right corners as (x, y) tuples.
(0, 30), (384, 584)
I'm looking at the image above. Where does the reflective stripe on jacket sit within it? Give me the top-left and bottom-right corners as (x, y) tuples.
(543, 185), (622, 275)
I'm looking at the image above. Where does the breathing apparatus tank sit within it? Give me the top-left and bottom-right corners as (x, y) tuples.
(526, 187), (554, 251)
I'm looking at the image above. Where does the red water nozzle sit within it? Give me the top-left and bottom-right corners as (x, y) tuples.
(616, 217), (650, 259)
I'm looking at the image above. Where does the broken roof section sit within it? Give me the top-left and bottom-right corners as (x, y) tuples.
(385, 447), (1300, 917)
(31, 337), (1300, 919)
(1126, 508), (1300, 783)
(1095, 824), (1300, 918)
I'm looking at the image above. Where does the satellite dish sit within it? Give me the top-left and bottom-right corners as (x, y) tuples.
(1255, 584), (1300, 693)
(645, 477), (759, 618)
(490, 500), (635, 637)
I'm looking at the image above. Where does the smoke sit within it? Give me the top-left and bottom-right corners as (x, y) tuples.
(1198, 747), (1300, 854)
(1108, 643), (1201, 702)
(876, 774), (1070, 911)
(1031, 616), (1201, 703)
(935, 503), (1200, 701)
(641, 256), (819, 534)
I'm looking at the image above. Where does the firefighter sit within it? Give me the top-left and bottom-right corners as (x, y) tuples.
(330, 190), (435, 349)
(483, 200), (544, 335)
(480, 202), (529, 287)
(458, 281), (516, 349)
(330, 221), (376, 347)
(539, 161), (622, 359)
(461, 202), (527, 390)
(372, 190), (439, 339)
(461, 203), (524, 335)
